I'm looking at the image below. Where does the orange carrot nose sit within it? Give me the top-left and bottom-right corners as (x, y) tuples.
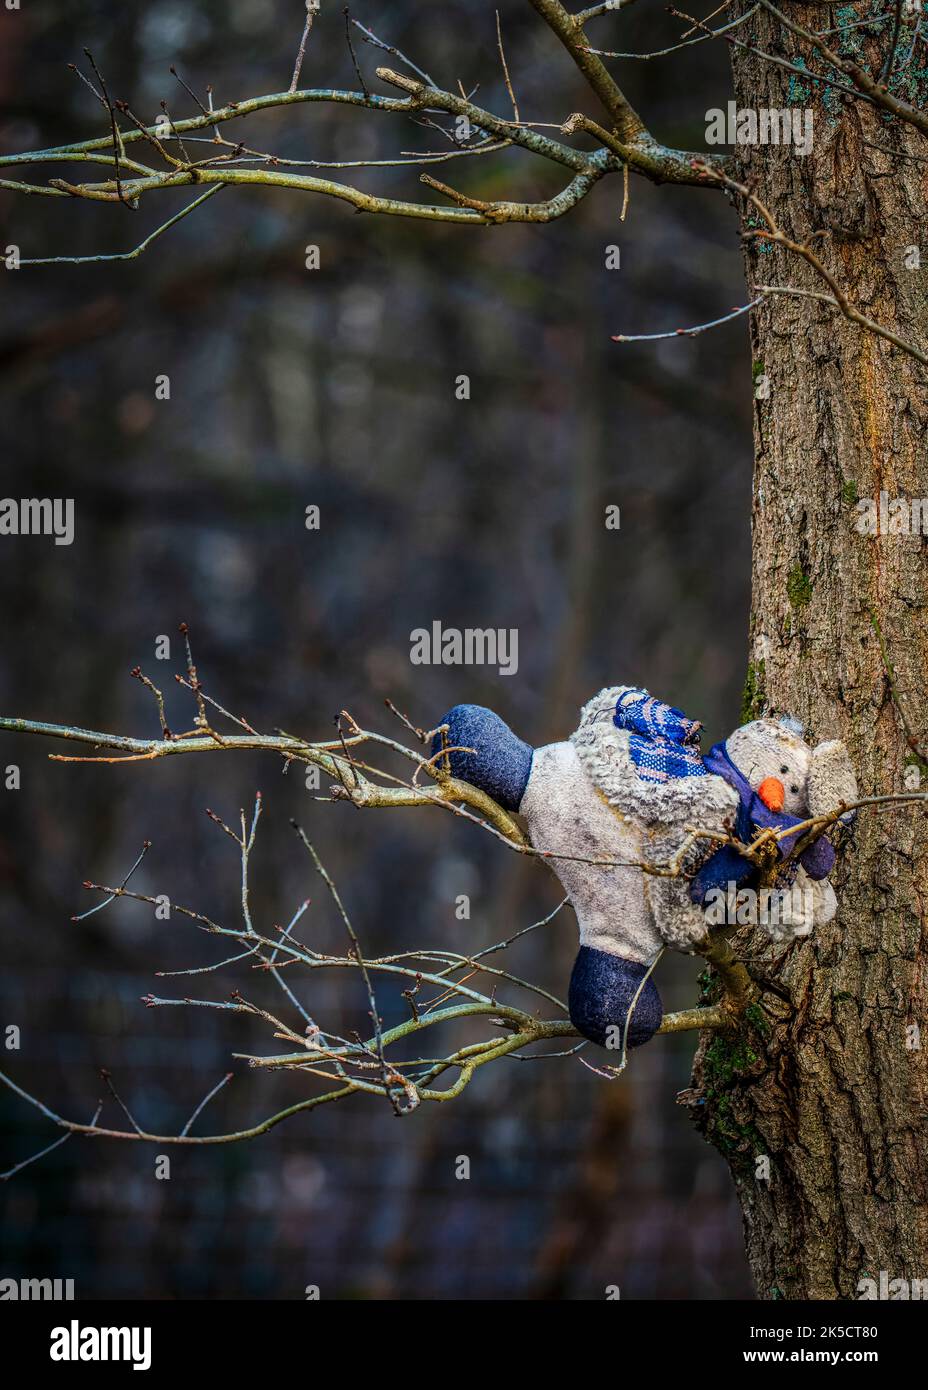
(757, 776), (785, 811)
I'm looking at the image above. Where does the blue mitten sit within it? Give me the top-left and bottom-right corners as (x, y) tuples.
(432, 704), (533, 810)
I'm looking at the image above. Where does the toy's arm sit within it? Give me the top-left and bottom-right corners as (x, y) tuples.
(808, 739), (858, 823)
(799, 738), (858, 926)
(431, 705), (533, 812)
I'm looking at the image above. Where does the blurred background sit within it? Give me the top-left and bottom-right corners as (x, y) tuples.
(0, 0), (755, 1299)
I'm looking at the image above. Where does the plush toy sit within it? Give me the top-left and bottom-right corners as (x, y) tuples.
(432, 687), (857, 1051)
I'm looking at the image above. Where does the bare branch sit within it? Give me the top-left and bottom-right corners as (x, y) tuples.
(613, 296), (763, 342)
(290, 0), (321, 94)
(529, 0), (645, 140)
(0, 1103), (102, 1182)
(81, 49), (133, 209)
(496, 10), (521, 123)
(351, 16), (436, 87)
(588, 3), (759, 60)
(18, 185), (224, 267)
(291, 821), (407, 1115)
(180, 1073), (234, 1137)
(0, 7), (724, 264)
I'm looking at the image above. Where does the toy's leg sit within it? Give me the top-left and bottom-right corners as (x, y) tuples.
(431, 704), (533, 812)
(568, 946), (663, 1049)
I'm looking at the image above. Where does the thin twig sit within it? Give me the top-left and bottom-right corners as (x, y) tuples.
(180, 1073), (234, 1137)
(290, 1), (320, 94)
(72, 841), (151, 922)
(291, 820), (405, 1114)
(19, 184), (223, 266)
(82, 49), (133, 209)
(0, 1104), (103, 1182)
(343, 6), (369, 97)
(496, 10), (520, 122)
(99, 1069), (144, 1136)
(351, 17), (436, 86)
(613, 297), (762, 342)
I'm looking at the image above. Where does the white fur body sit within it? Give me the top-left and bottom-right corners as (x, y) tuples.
(519, 740), (663, 964)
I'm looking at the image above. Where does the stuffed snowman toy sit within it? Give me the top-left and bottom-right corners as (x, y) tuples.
(433, 688), (857, 1049)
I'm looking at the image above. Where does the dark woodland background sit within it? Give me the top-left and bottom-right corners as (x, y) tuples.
(0, 0), (755, 1299)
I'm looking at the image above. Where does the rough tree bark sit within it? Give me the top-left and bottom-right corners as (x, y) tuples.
(689, 7), (928, 1299)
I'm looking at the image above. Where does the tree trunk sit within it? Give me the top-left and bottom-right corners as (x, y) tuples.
(689, 9), (928, 1299)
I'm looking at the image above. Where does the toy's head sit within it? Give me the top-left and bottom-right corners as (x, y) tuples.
(725, 717), (814, 817)
(723, 716), (857, 826)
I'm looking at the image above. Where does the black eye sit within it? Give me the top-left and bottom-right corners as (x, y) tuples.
(790, 785), (799, 794)
(780, 765), (789, 774)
